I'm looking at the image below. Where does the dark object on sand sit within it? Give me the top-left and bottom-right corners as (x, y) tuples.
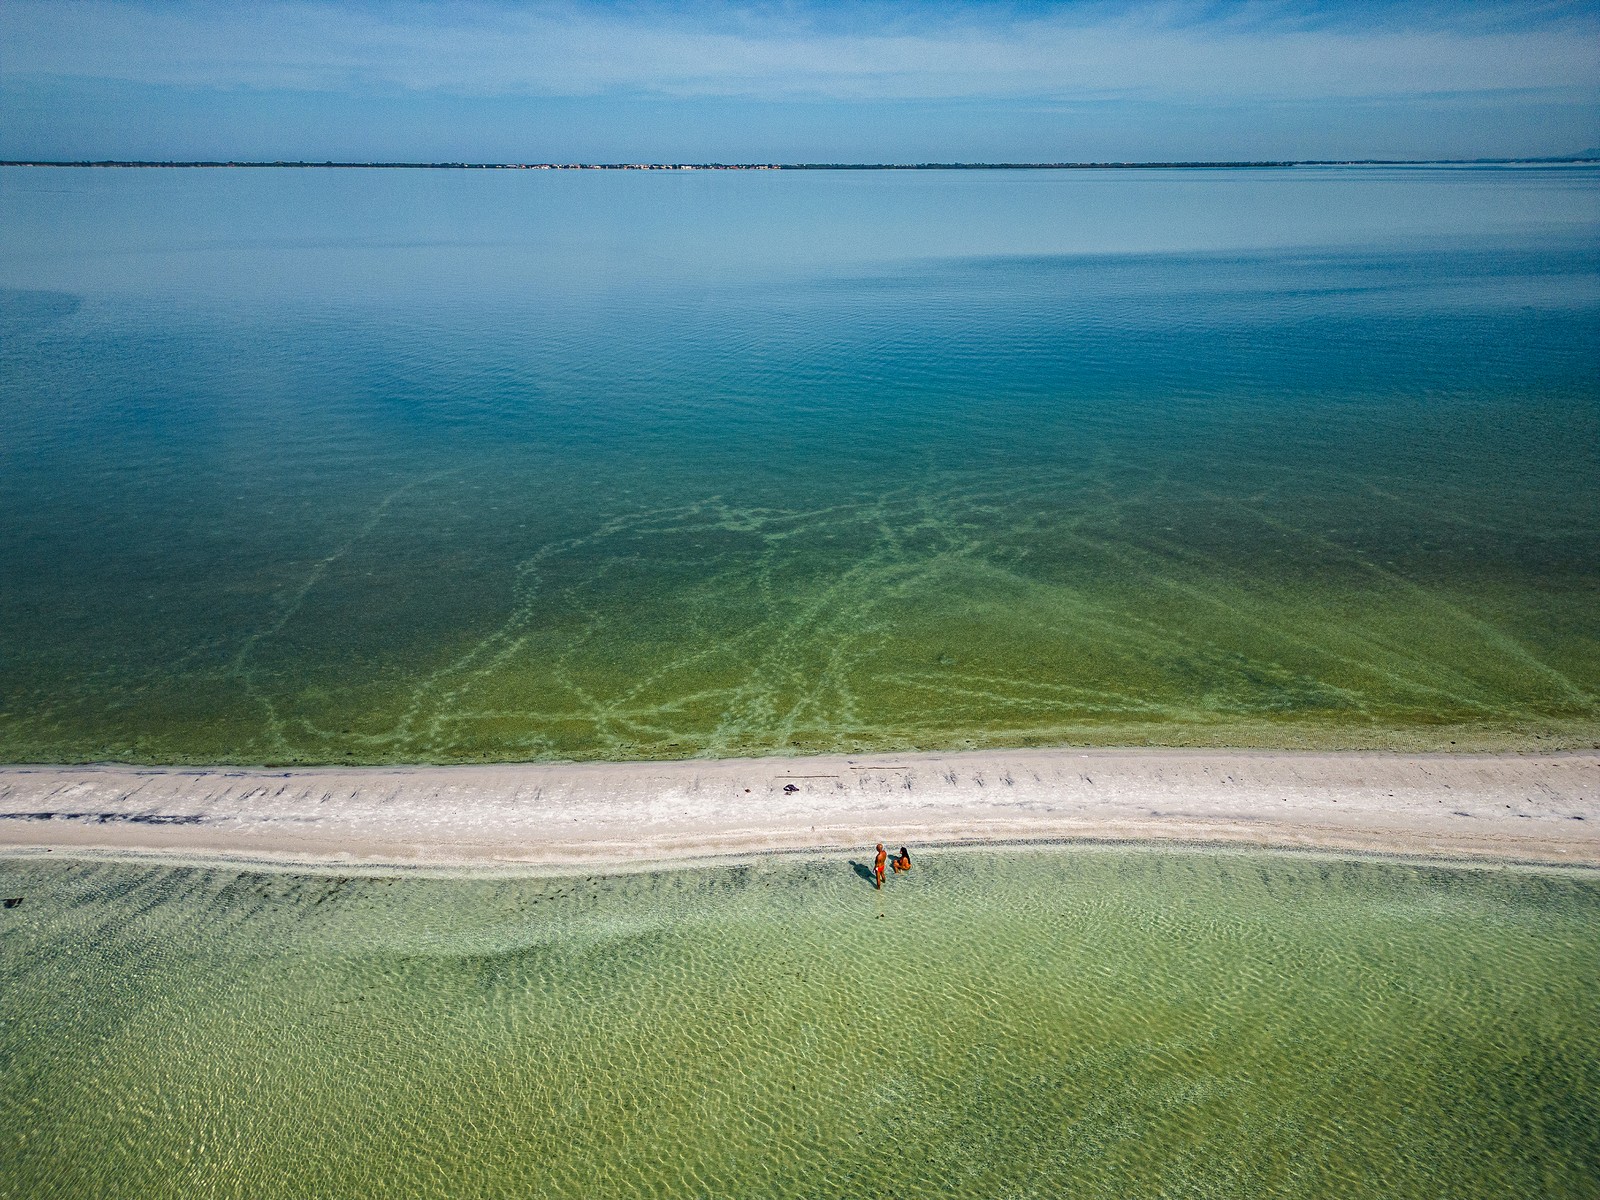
(3, 897), (21, 909)
(783, 783), (799, 793)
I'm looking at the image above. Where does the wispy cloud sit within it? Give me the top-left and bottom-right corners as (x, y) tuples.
(7, 1), (1597, 102)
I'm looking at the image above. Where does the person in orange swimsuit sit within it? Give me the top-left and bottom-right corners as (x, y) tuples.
(874, 843), (887, 889)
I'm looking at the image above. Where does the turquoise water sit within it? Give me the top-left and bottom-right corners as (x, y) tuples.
(2, 165), (1597, 763)
(1, 849), (1597, 1198)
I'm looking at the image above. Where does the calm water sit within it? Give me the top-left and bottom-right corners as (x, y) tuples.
(1, 849), (1596, 1198)
(2, 165), (1597, 763)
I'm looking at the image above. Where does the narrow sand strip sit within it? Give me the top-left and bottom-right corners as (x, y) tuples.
(0, 749), (1595, 872)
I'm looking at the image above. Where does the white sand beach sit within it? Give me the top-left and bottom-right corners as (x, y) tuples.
(1, 748), (1595, 872)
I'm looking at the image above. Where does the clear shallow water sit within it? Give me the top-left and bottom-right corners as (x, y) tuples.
(1, 848), (1597, 1198)
(1, 165), (1597, 763)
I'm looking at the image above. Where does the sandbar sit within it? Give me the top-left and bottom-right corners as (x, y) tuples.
(0, 748), (1595, 873)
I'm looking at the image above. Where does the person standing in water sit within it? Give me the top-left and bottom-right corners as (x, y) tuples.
(874, 843), (887, 889)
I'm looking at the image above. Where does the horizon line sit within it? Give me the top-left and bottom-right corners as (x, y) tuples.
(5, 157), (1599, 171)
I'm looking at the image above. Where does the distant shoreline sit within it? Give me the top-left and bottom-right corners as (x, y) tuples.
(2, 748), (1595, 874)
(4, 158), (1597, 171)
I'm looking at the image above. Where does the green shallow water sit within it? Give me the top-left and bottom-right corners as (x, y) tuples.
(2, 848), (1597, 1198)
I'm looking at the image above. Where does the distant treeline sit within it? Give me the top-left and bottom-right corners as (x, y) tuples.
(4, 158), (1597, 170)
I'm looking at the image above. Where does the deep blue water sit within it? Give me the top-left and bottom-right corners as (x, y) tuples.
(1, 165), (1597, 762)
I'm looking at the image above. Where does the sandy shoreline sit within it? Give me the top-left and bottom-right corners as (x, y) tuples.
(0, 747), (1595, 874)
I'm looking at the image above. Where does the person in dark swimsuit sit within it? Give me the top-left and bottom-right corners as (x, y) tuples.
(891, 846), (911, 873)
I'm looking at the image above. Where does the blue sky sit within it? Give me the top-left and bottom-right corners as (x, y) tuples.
(4, 1), (1597, 161)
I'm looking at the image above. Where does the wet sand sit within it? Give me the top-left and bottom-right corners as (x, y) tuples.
(0, 749), (1595, 872)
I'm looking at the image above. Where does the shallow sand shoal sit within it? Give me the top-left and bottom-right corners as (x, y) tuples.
(0, 749), (1595, 872)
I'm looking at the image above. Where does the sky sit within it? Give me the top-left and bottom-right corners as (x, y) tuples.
(3, 1), (1598, 162)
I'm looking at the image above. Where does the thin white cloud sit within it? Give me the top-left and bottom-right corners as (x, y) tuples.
(5, 2), (1597, 101)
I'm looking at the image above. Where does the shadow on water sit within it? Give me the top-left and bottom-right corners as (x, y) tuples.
(848, 861), (877, 888)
